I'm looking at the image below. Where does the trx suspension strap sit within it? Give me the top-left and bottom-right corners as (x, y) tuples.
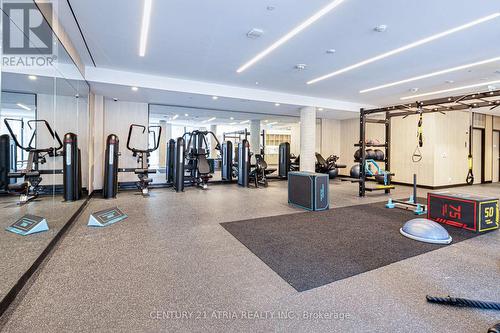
(466, 107), (474, 185)
(412, 103), (423, 163)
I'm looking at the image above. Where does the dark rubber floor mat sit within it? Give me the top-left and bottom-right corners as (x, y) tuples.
(221, 201), (480, 292)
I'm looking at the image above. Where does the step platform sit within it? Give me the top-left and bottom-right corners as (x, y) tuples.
(6, 214), (49, 236)
(88, 207), (128, 227)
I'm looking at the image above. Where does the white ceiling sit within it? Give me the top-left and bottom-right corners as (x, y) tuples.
(61, 0), (500, 112)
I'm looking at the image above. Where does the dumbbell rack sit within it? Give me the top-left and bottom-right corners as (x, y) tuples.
(356, 110), (392, 197)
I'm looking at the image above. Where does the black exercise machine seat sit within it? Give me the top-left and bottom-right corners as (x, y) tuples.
(134, 168), (157, 174)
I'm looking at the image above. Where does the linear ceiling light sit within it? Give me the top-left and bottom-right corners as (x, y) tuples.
(236, 0), (345, 73)
(16, 103), (31, 111)
(360, 56), (500, 93)
(400, 79), (500, 100)
(202, 117), (216, 123)
(139, 0), (153, 57)
(307, 12), (500, 84)
(240, 120), (250, 124)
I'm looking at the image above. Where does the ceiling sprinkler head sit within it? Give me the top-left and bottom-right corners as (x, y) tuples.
(326, 49), (336, 54)
(409, 87), (419, 93)
(295, 63), (307, 70)
(246, 28), (264, 39)
(374, 24), (387, 32)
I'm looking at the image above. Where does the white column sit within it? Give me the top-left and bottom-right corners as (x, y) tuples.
(158, 120), (168, 167)
(250, 120), (261, 154)
(91, 95), (105, 190)
(300, 106), (316, 172)
(210, 124), (218, 157)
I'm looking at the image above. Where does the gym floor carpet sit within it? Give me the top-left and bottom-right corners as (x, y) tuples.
(221, 201), (478, 292)
(0, 182), (498, 332)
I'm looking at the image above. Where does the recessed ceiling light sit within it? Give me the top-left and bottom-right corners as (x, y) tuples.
(373, 24), (387, 32)
(212, 96), (219, 100)
(139, 0), (152, 57)
(172, 114), (179, 120)
(488, 85), (497, 91)
(16, 103), (31, 111)
(264, 120), (269, 122)
(445, 80), (455, 84)
(230, 117), (234, 120)
(240, 120), (250, 124)
(255, 81), (259, 85)
(237, 0), (346, 73)
(184, 113), (189, 116)
(318, 107), (324, 111)
(481, 77), (490, 81)
(295, 63), (307, 70)
(28, 75), (37, 80)
(267, 121), (278, 126)
(400, 79), (500, 100)
(274, 103), (280, 106)
(409, 88), (419, 93)
(229, 122), (237, 125)
(131, 86), (138, 91)
(113, 98), (118, 102)
(308, 13), (500, 84)
(359, 56), (500, 93)
(326, 49), (336, 54)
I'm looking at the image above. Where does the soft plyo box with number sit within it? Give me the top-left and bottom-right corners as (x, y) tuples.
(427, 192), (499, 233)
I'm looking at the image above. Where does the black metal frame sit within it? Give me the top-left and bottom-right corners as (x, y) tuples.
(358, 88), (500, 197)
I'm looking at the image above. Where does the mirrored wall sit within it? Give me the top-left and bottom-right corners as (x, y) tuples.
(147, 104), (300, 184)
(0, 3), (89, 304)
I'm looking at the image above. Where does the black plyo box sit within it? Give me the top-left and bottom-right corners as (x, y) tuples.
(427, 192), (499, 233)
(288, 171), (329, 211)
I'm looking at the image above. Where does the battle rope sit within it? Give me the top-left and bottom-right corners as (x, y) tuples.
(426, 295), (500, 311)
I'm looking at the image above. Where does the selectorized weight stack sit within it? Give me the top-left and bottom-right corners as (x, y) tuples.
(173, 137), (185, 192)
(103, 134), (119, 199)
(237, 139), (250, 187)
(62, 133), (82, 201)
(0, 134), (12, 192)
(221, 141), (233, 181)
(278, 142), (291, 179)
(166, 139), (175, 184)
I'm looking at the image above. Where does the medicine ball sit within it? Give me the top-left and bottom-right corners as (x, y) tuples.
(350, 164), (360, 178)
(353, 148), (362, 161)
(374, 149), (385, 161)
(328, 167), (339, 179)
(366, 149), (376, 159)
